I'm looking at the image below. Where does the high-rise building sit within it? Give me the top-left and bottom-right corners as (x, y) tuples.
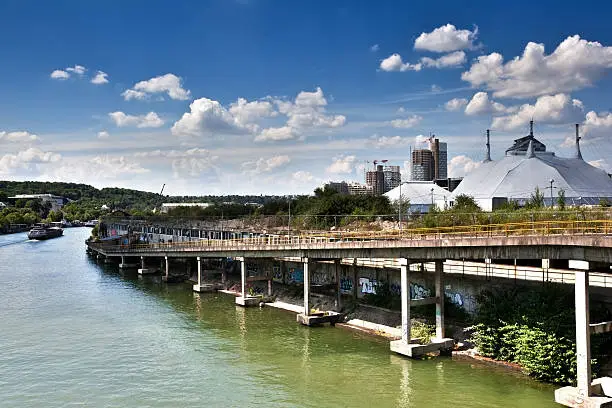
(324, 181), (349, 195)
(411, 149), (435, 181)
(383, 165), (401, 192)
(411, 137), (448, 181)
(348, 182), (373, 195)
(365, 165), (386, 195)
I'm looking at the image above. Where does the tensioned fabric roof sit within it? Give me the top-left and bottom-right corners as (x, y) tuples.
(449, 142), (612, 204)
(385, 181), (450, 205)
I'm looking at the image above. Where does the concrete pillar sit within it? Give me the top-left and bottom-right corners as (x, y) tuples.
(303, 258), (310, 315)
(141, 256), (145, 269)
(268, 279), (272, 296)
(164, 256), (169, 281)
(334, 259), (341, 311)
(239, 257), (246, 298)
(197, 257), (202, 287)
(400, 258), (411, 344)
(435, 260), (445, 340)
(575, 271), (592, 399)
(221, 258), (227, 287)
(138, 256), (150, 275)
(352, 259), (358, 300)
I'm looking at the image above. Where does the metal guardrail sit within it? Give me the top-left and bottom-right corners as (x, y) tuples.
(88, 219), (612, 253)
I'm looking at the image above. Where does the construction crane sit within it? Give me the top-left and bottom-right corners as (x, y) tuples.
(372, 159), (389, 169)
(159, 183), (165, 196)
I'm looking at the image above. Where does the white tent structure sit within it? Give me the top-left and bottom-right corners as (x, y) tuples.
(384, 181), (450, 213)
(449, 124), (612, 211)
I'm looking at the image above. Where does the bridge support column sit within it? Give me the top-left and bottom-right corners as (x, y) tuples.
(138, 256), (152, 275)
(119, 256), (135, 269)
(435, 260), (445, 340)
(297, 258), (337, 326)
(555, 271), (612, 407)
(193, 257), (207, 292)
(303, 257), (310, 315)
(391, 259), (454, 358)
(162, 256), (169, 282)
(334, 259), (341, 311)
(235, 257), (258, 307)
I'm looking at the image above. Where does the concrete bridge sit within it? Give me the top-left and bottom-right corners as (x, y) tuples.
(87, 219), (612, 407)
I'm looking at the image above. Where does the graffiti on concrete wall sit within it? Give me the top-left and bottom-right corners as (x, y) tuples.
(288, 267), (303, 283)
(410, 283), (431, 300)
(390, 283), (401, 295)
(359, 277), (377, 294)
(246, 263), (259, 277)
(312, 272), (329, 285)
(272, 266), (283, 283)
(340, 277), (353, 294)
(445, 290), (463, 307)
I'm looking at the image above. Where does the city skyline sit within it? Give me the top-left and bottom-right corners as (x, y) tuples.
(1, 0), (612, 195)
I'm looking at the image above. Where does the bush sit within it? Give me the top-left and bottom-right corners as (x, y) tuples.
(471, 283), (612, 385)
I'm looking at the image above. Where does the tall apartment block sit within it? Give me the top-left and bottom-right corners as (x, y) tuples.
(411, 137), (447, 181)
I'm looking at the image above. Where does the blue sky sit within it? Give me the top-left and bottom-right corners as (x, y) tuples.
(1, 0), (611, 195)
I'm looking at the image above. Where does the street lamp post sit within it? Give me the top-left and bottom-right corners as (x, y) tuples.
(431, 188), (434, 206)
(288, 197), (291, 242)
(398, 180), (402, 232)
(549, 179), (555, 208)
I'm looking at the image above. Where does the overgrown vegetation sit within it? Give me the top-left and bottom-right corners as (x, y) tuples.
(471, 284), (612, 384)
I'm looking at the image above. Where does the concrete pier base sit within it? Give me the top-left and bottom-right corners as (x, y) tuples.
(555, 377), (612, 407)
(296, 311), (342, 326)
(390, 338), (454, 358)
(235, 296), (260, 307)
(193, 283), (223, 292)
(119, 263), (137, 269)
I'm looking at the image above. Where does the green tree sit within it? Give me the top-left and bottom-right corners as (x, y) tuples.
(557, 189), (566, 210)
(46, 210), (63, 222)
(526, 187), (545, 209)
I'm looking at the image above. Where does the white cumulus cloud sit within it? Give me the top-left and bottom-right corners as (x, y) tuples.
(109, 111), (164, 128)
(462, 35), (612, 98)
(171, 98), (249, 137)
(242, 155), (291, 175)
(123, 73), (191, 101)
(389, 114), (423, 128)
(448, 155), (482, 178)
(445, 98), (468, 111)
(292, 171), (314, 183)
(380, 54), (422, 72)
(421, 51), (466, 68)
(465, 92), (512, 116)
(0, 131), (40, 143)
(368, 135), (412, 148)
(0, 148), (61, 175)
(326, 155), (356, 174)
(50, 70), (70, 80)
(491, 94), (583, 131)
(97, 131), (110, 139)
(414, 24), (479, 53)
(91, 71), (109, 85)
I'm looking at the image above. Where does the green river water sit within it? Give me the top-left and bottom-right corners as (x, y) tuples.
(0, 228), (559, 407)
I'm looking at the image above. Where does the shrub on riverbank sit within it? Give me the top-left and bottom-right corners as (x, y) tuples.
(471, 283), (612, 385)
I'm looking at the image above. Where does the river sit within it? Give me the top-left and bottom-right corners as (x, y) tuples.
(0, 228), (558, 407)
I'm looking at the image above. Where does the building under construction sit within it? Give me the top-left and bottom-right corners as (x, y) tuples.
(411, 137), (447, 182)
(366, 163), (401, 195)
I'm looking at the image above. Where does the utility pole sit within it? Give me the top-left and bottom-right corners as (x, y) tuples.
(431, 188), (434, 206)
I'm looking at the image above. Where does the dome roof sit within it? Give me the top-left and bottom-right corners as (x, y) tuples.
(449, 150), (612, 205)
(385, 181), (449, 205)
